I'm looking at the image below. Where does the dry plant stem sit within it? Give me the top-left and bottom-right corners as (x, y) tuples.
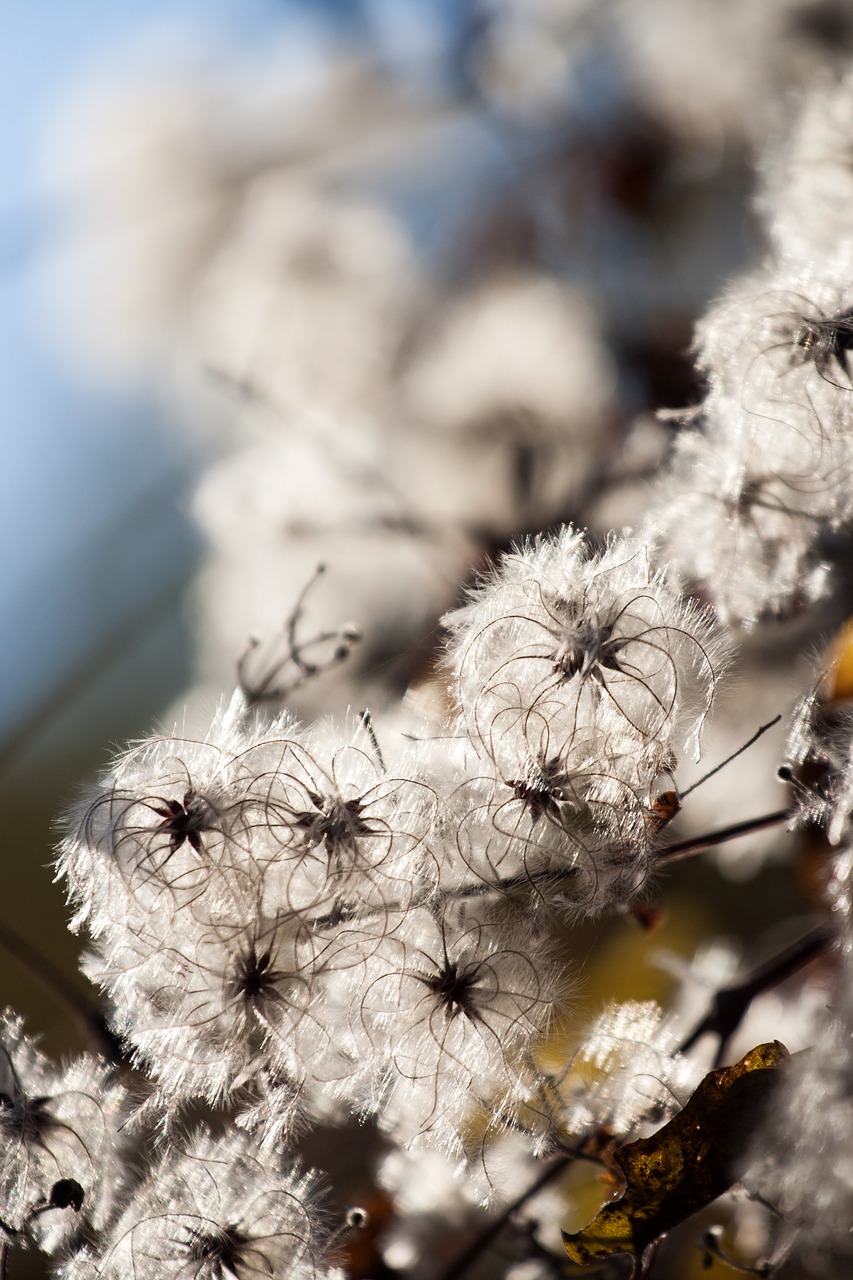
(445, 867), (581, 902)
(440, 1154), (573, 1280)
(634, 1238), (662, 1279)
(680, 716), (782, 799)
(679, 923), (832, 1062)
(237, 562), (361, 703)
(286, 563), (329, 679)
(655, 810), (792, 865)
(702, 1226), (775, 1275)
(308, 869), (582, 929)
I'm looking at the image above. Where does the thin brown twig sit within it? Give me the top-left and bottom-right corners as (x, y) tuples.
(634, 1237), (662, 1279)
(680, 715), (782, 799)
(440, 1154), (573, 1280)
(237, 563), (361, 704)
(679, 923), (832, 1062)
(655, 809), (792, 865)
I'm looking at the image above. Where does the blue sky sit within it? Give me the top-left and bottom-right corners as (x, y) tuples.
(0, 0), (468, 745)
(0, 0), (332, 741)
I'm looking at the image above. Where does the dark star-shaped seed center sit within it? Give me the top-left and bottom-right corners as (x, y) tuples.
(187, 1223), (250, 1278)
(152, 791), (210, 854)
(420, 961), (484, 1022)
(292, 791), (377, 859)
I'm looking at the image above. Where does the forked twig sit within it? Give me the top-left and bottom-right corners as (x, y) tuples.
(237, 564), (361, 704)
(441, 1154), (573, 1280)
(678, 924), (832, 1062)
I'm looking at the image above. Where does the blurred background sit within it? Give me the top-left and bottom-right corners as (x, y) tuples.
(1, 13), (849, 1276)
(3, 0), (841, 1031)
(2, 0), (479, 1050)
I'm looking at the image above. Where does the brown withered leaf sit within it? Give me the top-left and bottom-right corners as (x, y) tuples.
(563, 1041), (789, 1266)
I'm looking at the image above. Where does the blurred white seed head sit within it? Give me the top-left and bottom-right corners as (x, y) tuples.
(545, 998), (701, 1140)
(763, 65), (853, 262)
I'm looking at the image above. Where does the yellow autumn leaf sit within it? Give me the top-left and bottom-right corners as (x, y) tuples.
(563, 1042), (789, 1266)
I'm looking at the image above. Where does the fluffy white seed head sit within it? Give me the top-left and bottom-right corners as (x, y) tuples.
(445, 527), (723, 771)
(57, 708), (441, 1122)
(0, 1013), (128, 1255)
(351, 904), (558, 1155)
(654, 256), (853, 625)
(440, 743), (658, 916)
(90, 1129), (330, 1279)
(656, 418), (835, 626)
(543, 999), (701, 1140)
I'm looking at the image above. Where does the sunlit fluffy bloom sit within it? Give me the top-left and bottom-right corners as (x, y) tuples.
(445, 526), (723, 781)
(84, 905), (354, 1111)
(439, 529), (726, 914)
(89, 1129), (331, 1280)
(351, 905), (557, 1153)
(440, 742), (658, 916)
(656, 415), (835, 625)
(544, 999), (700, 1140)
(246, 726), (436, 917)
(654, 256), (853, 625)
(59, 702), (432, 940)
(0, 1013), (128, 1255)
(58, 707), (439, 1120)
(57, 702), (275, 940)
